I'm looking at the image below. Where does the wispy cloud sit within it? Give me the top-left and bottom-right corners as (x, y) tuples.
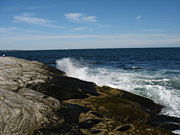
(0, 27), (47, 36)
(136, 15), (142, 23)
(1, 26), (179, 49)
(13, 13), (63, 28)
(1, 32), (180, 49)
(0, 27), (19, 33)
(83, 16), (96, 22)
(71, 27), (88, 31)
(64, 13), (82, 22)
(1, 32), (180, 42)
(64, 13), (97, 23)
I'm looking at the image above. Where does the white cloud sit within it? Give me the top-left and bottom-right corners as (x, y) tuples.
(71, 27), (88, 31)
(64, 13), (97, 23)
(136, 15), (142, 23)
(83, 16), (96, 22)
(13, 13), (63, 28)
(64, 13), (82, 22)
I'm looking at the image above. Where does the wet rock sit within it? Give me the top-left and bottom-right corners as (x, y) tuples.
(98, 86), (163, 114)
(148, 115), (180, 131)
(65, 86), (178, 135)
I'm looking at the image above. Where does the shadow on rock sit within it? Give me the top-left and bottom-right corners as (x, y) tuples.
(148, 115), (180, 131)
(79, 119), (102, 129)
(28, 76), (99, 101)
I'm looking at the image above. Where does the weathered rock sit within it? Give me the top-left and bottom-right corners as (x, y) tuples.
(0, 88), (63, 135)
(0, 57), (98, 100)
(0, 56), (99, 135)
(0, 57), (179, 135)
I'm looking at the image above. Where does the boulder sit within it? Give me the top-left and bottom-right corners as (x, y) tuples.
(0, 88), (63, 135)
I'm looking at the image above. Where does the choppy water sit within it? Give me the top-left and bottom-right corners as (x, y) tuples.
(1, 48), (180, 119)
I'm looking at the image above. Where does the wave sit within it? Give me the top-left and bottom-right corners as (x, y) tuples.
(56, 58), (180, 118)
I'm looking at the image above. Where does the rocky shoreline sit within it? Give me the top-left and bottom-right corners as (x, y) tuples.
(0, 57), (179, 135)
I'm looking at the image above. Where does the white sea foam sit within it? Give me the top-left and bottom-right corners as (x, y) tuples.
(56, 58), (180, 118)
(172, 130), (180, 135)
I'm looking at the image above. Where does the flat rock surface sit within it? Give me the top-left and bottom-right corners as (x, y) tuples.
(0, 57), (179, 135)
(0, 57), (62, 91)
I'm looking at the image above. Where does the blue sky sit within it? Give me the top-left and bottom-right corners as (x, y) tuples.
(0, 0), (180, 50)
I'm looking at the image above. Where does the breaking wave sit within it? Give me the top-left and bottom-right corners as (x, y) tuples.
(56, 57), (180, 118)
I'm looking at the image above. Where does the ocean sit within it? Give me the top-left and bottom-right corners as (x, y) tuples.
(1, 48), (180, 119)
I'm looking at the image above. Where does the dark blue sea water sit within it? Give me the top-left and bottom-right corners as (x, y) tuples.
(1, 48), (180, 118)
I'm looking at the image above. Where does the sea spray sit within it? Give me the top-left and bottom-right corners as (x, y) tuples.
(56, 57), (180, 118)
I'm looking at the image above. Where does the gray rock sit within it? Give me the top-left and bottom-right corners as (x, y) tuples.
(0, 57), (65, 135)
(0, 57), (63, 92)
(0, 56), (98, 135)
(0, 88), (63, 135)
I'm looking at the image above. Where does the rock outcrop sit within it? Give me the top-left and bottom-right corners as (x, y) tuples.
(0, 57), (179, 135)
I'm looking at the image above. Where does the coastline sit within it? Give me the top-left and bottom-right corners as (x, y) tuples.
(0, 56), (179, 135)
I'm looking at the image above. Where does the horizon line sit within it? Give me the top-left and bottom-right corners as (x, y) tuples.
(0, 46), (180, 52)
